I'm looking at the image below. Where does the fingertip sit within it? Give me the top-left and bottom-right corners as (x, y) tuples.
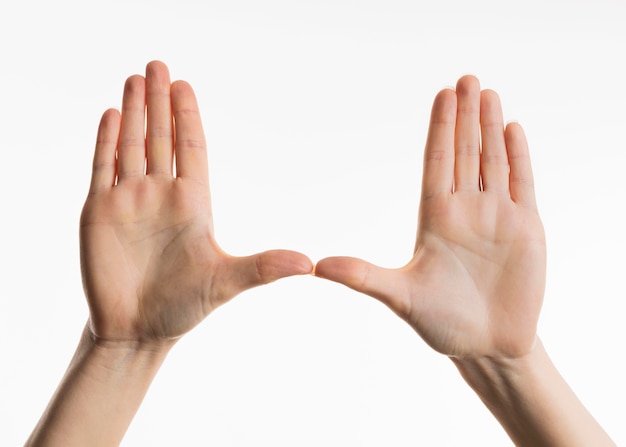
(505, 120), (525, 133)
(96, 108), (121, 146)
(145, 61), (172, 92)
(290, 251), (315, 276)
(123, 74), (145, 97)
(99, 107), (121, 125)
(481, 89), (502, 107)
(315, 257), (409, 317)
(504, 121), (529, 149)
(433, 87), (457, 109)
(436, 86), (456, 102)
(456, 74), (481, 93)
(313, 256), (375, 293)
(260, 249), (315, 281)
(311, 258), (334, 279)
(171, 79), (194, 97)
(146, 59), (169, 73)
(430, 88), (457, 125)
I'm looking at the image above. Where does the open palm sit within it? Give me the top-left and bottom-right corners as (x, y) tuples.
(315, 76), (546, 359)
(80, 61), (312, 343)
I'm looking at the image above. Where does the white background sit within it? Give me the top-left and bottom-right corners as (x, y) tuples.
(1, 0), (624, 445)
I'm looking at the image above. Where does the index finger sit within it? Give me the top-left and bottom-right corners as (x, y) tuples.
(421, 88), (456, 200)
(171, 80), (209, 181)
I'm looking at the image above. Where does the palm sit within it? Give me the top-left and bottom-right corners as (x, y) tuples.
(81, 62), (311, 343)
(407, 191), (545, 357)
(81, 178), (217, 340)
(316, 77), (546, 359)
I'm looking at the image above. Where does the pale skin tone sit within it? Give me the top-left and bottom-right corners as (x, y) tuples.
(26, 61), (313, 446)
(315, 76), (616, 446)
(27, 62), (615, 446)
(317, 77), (545, 360)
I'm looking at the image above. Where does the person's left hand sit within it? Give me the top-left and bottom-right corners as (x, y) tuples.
(315, 76), (546, 360)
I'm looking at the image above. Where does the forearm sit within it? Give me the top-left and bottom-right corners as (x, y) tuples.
(452, 338), (615, 447)
(26, 325), (173, 447)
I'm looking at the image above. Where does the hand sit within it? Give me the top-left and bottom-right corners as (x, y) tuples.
(315, 76), (546, 359)
(80, 61), (312, 343)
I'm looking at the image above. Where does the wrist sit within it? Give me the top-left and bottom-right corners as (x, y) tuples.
(451, 339), (616, 447)
(26, 325), (174, 447)
(450, 339), (557, 444)
(450, 338), (541, 400)
(74, 325), (174, 388)
(85, 325), (176, 359)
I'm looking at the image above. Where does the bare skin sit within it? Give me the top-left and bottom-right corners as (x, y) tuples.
(80, 62), (312, 342)
(26, 65), (615, 446)
(26, 61), (312, 447)
(315, 76), (615, 446)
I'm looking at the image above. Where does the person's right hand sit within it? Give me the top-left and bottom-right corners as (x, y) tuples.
(80, 61), (313, 344)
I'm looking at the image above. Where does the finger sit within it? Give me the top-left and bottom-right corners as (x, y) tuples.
(227, 250), (314, 296)
(454, 75), (481, 191)
(89, 108), (121, 194)
(145, 60), (174, 176)
(479, 89), (509, 193)
(117, 75), (146, 180)
(421, 88), (456, 200)
(314, 256), (410, 318)
(505, 122), (537, 208)
(171, 80), (209, 181)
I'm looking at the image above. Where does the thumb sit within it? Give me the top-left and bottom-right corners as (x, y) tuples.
(314, 256), (410, 317)
(228, 249), (313, 295)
